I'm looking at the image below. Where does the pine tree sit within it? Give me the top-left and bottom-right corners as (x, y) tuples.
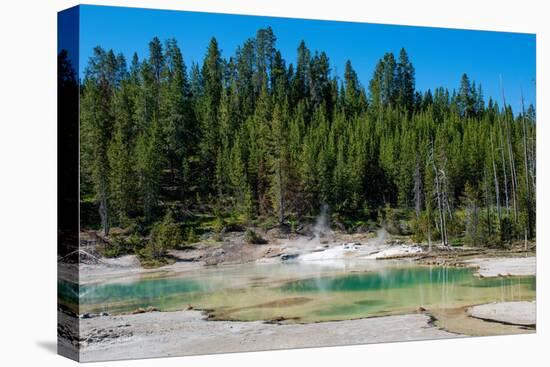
(108, 76), (138, 225)
(458, 73), (474, 117)
(269, 100), (290, 224)
(343, 60), (361, 117)
(136, 115), (165, 224)
(159, 39), (191, 196)
(254, 27), (276, 93)
(199, 38), (224, 195)
(292, 41), (311, 105)
(81, 47), (124, 235)
(396, 48), (415, 113)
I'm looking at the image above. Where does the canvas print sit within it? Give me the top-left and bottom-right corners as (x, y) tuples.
(58, 5), (536, 362)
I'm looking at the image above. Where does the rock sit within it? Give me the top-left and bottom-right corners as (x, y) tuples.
(264, 315), (300, 324)
(398, 220), (411, 234)
(295, 224), (314, 237)
(281, 253), (299, 261)
(222, 223), (245, 233)
(212, 248), (226, 257)
(344, 242), (361, 249)
(200, 232), (213, 241)
(79, 312), (109, 319)
(266, 224), (291, 239)
(244, 229), (268, 245)
(354, 224), (375, 233)
(469, 301), (535, 326)
(332, 220), (346, 231)
(464, 257), (535, 278)
(131, 306), (159, 315)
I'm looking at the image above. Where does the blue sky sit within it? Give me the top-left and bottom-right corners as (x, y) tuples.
(73, 4), (535, 113)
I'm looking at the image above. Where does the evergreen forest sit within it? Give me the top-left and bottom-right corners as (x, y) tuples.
(68, 27), (536, 259)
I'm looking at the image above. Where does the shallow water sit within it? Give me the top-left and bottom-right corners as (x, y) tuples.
(59, 260), (535, 323)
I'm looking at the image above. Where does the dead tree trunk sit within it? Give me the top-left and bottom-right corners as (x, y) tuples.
(440, 169), (450, 246)
(277, 159), (285, 226)
(501, 78), (518, 221)
(498, 119), (510, 214)
(414, 156), (423, 219)
(430, 143), (448, 247)
(528, 113), (536, 192)
(520, 92), (533, 239)
(490, 133), (501, 229)
(427, 205), (433, 252)
(484, 169), (492, 236)
(98, 182), (109, 236)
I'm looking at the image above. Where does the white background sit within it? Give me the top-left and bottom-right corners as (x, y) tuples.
(0, 0), (547, 366)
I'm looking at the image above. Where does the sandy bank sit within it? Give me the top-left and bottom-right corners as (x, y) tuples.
(65, 241), (284, 285)
(78, 310), (458, 361)
(468, 301), (536, 326)
(66, 227), (535, 286)
(65, 238), (422, 285)
(463, 257), (535, 277)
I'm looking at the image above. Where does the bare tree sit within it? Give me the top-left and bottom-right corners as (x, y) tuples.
(520, 90), (533, 238)
(490, 133), (501, 229)
(430, 142), (448, 247)
(498, 115), (510, 214)
(413, 154), (423, 219)
(483, 169), (492, 236)
(500, 77), (518, 221)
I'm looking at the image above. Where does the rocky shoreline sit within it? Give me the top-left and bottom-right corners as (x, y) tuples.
(62, 228), (536, 285)
(468, 301), (536, 326)
(70, 298), (536, 362)
(58, 230), (536, 361)
(462, 257), (536, 277)
(73, 309), (459, 362)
